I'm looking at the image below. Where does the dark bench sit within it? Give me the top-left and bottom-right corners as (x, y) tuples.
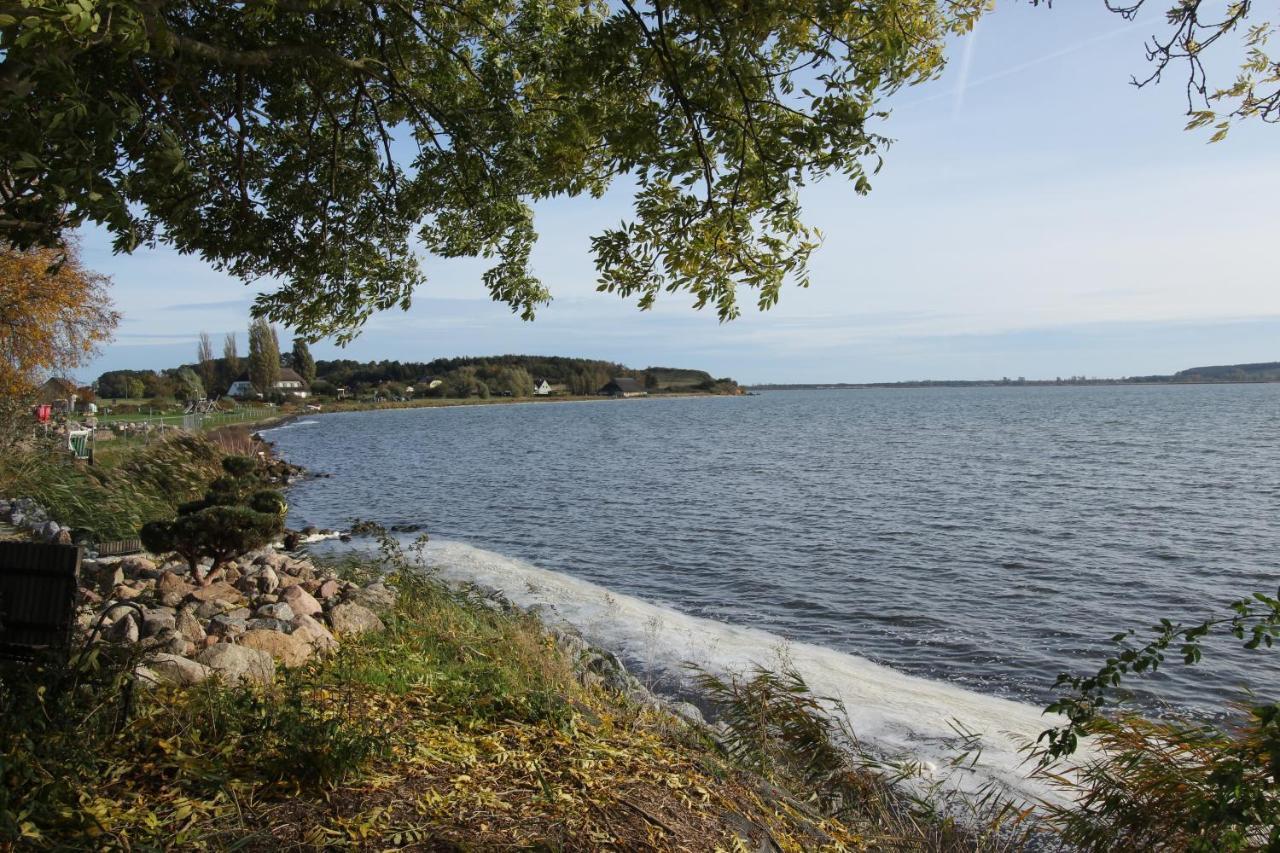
(0, 541), (81, 661)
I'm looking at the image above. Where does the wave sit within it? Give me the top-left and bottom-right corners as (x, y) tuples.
(419, 537), (1075, 805)
(261, 418), (320, 432)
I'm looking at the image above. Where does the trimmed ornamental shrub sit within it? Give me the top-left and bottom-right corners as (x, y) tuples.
(140, 455), (286, 581)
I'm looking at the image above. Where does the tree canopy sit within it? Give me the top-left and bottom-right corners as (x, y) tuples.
(247, 317), (280, 394)
(0, 242), (119, 402)
(0, 0), (1272, 341)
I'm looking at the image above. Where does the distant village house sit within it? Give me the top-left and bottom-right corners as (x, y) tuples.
(532, 379), (553, 396)
(38, 377), (79, 410)
(227, 368), (311, 399)
(599, 377), (647, 398)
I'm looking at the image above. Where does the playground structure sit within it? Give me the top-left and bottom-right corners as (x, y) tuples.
(182, 396), (221, 415)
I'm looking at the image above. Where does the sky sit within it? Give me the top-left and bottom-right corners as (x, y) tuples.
(79, 2), (1280, 385)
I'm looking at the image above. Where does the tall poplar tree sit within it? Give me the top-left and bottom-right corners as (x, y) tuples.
(291, 338), (316, 386)
(221, 332), (241, 393)
(196, 331), (216, 394)
(248, 319), (280, 397)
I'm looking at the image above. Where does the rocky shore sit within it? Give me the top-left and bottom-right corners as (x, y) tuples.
(0, 495), (698, 730)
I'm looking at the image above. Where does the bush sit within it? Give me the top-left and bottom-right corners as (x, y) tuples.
(1036, 588), (1280, 849)
(139, 454), (285, 580)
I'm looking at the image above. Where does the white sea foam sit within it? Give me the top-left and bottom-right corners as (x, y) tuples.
(262, 418), (320, 432)
(421, 537), (1079, 806)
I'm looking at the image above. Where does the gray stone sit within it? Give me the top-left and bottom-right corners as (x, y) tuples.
(40, 520), (60, 541)
(175, 609), (206, 644)
(107, 613), (140, 644)
(141, 608), (176, 637)
(208, 614), (248, 638)
(195, 643), (275, 686)
(254, 601), (294, 622)
(256, 567), (280, 594)
(147, 653), (211, 686)
(245, 617), (293, 633)
(668, 701), (706, 727)
(144, 628), (187, 655)
(347, 582), (396, 611)
(327, 602), (385, 636)
(194, 600), (229, 620)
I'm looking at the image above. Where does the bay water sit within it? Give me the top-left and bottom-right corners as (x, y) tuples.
(265, 385), (1280, 797)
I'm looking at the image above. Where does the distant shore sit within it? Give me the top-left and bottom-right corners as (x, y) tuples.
(747, 379), (1280, 391)
(245, 388), (736, 430)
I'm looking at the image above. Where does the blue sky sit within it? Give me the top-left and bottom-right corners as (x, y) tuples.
(80, 2), (1280, 384)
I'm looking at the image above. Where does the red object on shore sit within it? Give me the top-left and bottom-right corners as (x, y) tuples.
(33, 404), (52, 424)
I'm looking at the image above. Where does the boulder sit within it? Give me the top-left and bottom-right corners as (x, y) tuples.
(156, 571), (192, 600)
(187, 582), (245, 607)
(175, 608), (207, 644)
(194, 600), (231, 620)
(256, 567), (280, 595)
(143, 628), (188, 656)
(290, 613), (338, 654)
(668, 701), (706, 727)
(285, 559), (315, 581)
(327, 602), (384, 637)
(141, 608), (176, 637)
(195, 643), (275, 686)
(146, 653), (211, 686)
(280, 585), (322, 617)
(245, 617), (293, 633)
(207, 614), (248, 639)
(40, 520), (60, 541)
(98, 565), (125, 596)
(316, 579), (341, 600)
(347, 582), (396, 611)
(254, 552), (287, 572)
(107, 613), (140, 644)
(239, 629), (313, 668)
(120, 555), (158, 578)
(112, 583), (143, 601)
(254, 601), (294, 622)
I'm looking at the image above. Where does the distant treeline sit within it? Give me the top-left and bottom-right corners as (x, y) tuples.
(749, 361), (1280, 390)
(95, 354), (737, 399)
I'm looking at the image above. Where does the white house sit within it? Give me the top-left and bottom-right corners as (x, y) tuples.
(227, 368), (311, 399)
(532, 379), (553, 396)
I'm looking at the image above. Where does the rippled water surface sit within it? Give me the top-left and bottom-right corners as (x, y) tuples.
(268, 386), (1280, 716)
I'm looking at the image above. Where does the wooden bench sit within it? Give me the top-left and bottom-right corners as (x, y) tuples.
(0, 541), (81, 661)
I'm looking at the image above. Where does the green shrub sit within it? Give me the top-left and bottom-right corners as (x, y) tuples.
(139, 454), (285, 579)
(1037, 588), (1280, 849)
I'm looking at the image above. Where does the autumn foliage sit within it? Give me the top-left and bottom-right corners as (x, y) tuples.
(0, 243), (120, 404)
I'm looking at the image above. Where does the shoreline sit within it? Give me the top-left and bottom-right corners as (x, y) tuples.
(241, 389), (739, 435)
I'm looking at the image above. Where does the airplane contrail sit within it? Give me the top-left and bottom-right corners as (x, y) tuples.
(899, 22), (1135, 114)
